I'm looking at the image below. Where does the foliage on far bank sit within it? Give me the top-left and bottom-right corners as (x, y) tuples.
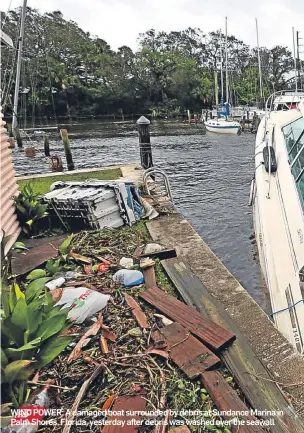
(2, 7), (303, 121)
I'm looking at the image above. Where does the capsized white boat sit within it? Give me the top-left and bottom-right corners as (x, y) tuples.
(205, 118), (241, 134)
(250, 92), (304, 352)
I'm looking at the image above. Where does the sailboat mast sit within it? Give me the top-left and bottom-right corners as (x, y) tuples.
(292, 27), (298, 92)
(12, 0), (27, 131)
(255, 18), (264, 102)
(220, 30), (224, 101)
(225, 17), (229, 103)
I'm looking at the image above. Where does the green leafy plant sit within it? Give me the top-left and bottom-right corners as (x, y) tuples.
(13, 183), (48, 236)
(1, 280), (73, 408)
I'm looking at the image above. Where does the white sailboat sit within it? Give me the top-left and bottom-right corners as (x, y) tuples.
(250, 92), (304, 352)
(205, 18), (241, 135)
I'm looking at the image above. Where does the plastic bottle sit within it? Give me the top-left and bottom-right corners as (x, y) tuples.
(113, 269), (144, 287)
(45, 277), (65, 291)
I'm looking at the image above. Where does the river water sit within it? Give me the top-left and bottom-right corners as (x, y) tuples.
(12, 122), (270, 311)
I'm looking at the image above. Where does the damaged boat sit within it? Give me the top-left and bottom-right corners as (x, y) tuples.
(250, 92), (304, 352)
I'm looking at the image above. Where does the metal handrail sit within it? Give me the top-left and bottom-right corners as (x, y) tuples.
(263, 89), (304, 140)
(143, 167), (174, 204)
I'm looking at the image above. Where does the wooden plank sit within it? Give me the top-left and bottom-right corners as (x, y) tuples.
(152, 323), (220, 377)
(102, 394), (146, 433)
(140, 287), (235, 351)
(11, 235), (67, 275)
(142, 266), (157, 289)
(140, 248), (177, 260)
(124, 292), (150, 328)
(158, 257), (304, 433)
(201, 370), (264, 433)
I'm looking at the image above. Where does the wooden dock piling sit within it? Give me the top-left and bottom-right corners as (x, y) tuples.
(136, 116), (153, 170)
(15, 127), (23, 148)
(60, 129), (74, 171)
(44, 135), (50, 156)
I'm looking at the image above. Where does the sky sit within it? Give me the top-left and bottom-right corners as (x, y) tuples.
(1, 0), (304, 57)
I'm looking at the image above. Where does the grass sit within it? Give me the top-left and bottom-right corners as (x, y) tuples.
(17, 167), (122, 196)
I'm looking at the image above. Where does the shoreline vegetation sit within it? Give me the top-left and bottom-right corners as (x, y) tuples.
(2, 7), (303, 124)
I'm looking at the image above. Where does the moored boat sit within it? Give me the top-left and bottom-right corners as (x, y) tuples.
(250, 92), (304, 352)
(205, 118), (241, 134)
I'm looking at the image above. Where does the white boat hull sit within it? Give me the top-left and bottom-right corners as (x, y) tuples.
(205, 120), (241, 134)
(253, 104), (304, 352)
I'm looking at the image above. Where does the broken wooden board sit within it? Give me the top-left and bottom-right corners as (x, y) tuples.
(142, 266), (157, 290)
(124, 292), (149, 328)
(102, 394), (146, 433)
(140, 248), (177, 260)
(201, 370), (264, 433)
(152, 322), (220, 378)
(156, 256), (304, 433)
(140, 287), (235, 351)
(11, 234), (67, 275)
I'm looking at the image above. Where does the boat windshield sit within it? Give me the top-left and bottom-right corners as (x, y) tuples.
(282, 117), (304, 210)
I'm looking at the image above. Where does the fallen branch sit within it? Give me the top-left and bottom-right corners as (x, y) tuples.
(100, 335), (109, 354)
(67, 313), (103, 364)
(28, 381), (75, 391)
(62, 364), (104, 433)
(124, 292), (150, 329)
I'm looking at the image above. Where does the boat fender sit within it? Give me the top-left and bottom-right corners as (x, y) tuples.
(248, 178), (256, 206)
(263, 145), (277, 173)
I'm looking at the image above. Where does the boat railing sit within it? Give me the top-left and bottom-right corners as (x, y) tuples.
(263, 89), (304, 139)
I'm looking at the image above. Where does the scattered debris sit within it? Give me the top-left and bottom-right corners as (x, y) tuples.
(69, 251), (92, 264)
(141, 247), (177, 261)
(5, 225), (259, 433)
(124, 292), (150, 329)
(101, 394), (117, 411)
(142, 264), (157, 289)
(140, 286), (236, 350)
(102, 394), (147, 433)
(56, 287), (110, 323)
(5, 383), (52, 433)
(201, 370), (264, 433)
(11, 235), (67, 276)
(145, 348), (169, 359)
(97, 263), (110, 273)
(113, 269), (144, 286)
(67, 314), (103, 363)
(140, 257), (155, 269)
(62, 364), (104, 433)
(152, 323), (220, 378)
(143, 243), (163, 255)
(99, 335), (109, 354)
(154, 314), (173, 326)
(119, 257), (134, 269)
(45, 276), (65, 290)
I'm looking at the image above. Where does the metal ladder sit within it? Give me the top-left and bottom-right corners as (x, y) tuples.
(143, 167), (174, 204)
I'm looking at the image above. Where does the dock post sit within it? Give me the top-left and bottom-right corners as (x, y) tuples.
(8, 124), (14, 137)
(15, 128), (23, 148)
(136, 116), (153, 170)
(44, 135), (50, 156)
(60, 129), (74, 171)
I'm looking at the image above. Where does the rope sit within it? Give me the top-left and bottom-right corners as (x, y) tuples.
(270, 299), (304, 317)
